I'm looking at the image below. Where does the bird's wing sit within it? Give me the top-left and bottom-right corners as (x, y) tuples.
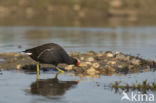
(37, 48), (63, 64)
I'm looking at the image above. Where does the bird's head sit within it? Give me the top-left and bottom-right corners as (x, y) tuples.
(72, 58), (80, 66)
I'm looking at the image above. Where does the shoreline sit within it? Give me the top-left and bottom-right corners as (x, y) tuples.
(0, 51), (156, 77)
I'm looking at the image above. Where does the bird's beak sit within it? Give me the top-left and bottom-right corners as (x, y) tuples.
(77, 61), (83, 67)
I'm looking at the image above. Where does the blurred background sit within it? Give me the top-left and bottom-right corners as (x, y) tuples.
(0, 0), (156, 60)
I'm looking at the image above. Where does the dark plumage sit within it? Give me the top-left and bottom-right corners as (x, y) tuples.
(23, 43), (79, 66)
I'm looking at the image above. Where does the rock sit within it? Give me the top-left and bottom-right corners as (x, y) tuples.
(87, 67), (96, 75)
(65, 65), (74, 71)
(128, 65), (134, 70)
(131, 59), (140, 65)
(1, 51), (156, 76)
(86, 57), (94, 62)
(118, 65), (124, 69)
(115, 54), (126, 60)
(105, 51), (114, 58)
(79, 62), (88, 67)
(70, 51), (80, 56)
(100, 68), (106, 73)
(16, 64), (21, 69)
(115, 51), (121, 54)
(108, 61), (116, 65)
(80, 57), (85, 61)
(97, 52), (104, 57)
(96, 70), (100, 74)
(108, 66), (116, 72)
(85, 62), (92, 65)
(92, 63), (100, 68)
(87, 51), (96, 55)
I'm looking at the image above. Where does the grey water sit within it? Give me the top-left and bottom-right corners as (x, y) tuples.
(0, 26), (156, 60)
(0, 26), (156, 103)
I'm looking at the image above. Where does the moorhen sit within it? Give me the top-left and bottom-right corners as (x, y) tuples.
(23, 43), (80, 79)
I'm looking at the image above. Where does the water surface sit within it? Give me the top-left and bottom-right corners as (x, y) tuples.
(0, 26), (156, 60)
(0, 70), (155, 103)
(0, 26), (156, 103)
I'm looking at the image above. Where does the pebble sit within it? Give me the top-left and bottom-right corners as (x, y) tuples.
(16, 64), (22, 69)
(87, 67), (96, 75)
(1, 51), (156, 76)
(106, 53), (114, 58)
(108, 61), (116, 65)
(97, 53), (104, 57)
(108, 66), (115, 72)
(131, 59), (140, 65)
(65, 65), (74, 70)
(92, 63), (100, 68)
(115, 54), (126, 60)
(115, 51), (121, 54)
(80, 62), (88, 67)
(87, 57), (94, 62)
(85, 62), (92, 65)
(87, 51), (96, 55)
(80, 57), (85, 61)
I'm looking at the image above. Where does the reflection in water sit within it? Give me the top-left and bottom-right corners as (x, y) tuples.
(30, 74), (78, 99)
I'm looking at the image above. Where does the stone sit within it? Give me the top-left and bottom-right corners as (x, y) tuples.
(108, 66), (115, 72)
(92, 63), (100, 68)
(16, 64), (21, 69)
(116, 54), (126, 60)
(85, 62), (92, 65)
(87, 57), (94, 62)
(131, 59), (140, 65)
(87, 51), (96, 55)
(115, 51), (121, 54)
(108, 61), (116, 65)
(65, 65), (74, 71)
(80, 57), (85, 61)
(97, 53), (104, 57)
(87, 67), (96, 75)
(106, 52), (114, 58)
(79, 62), (88, 67)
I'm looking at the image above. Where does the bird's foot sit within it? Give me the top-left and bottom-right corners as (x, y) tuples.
(56, 67), (65, 73)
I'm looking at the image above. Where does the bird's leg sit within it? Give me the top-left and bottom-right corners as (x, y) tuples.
(36, 63), (40, 80)
(55, 72), (62, 78)
(56, 67), (64, 73)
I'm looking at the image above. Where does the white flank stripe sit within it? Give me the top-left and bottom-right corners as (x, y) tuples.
(25, 53), (32, 55)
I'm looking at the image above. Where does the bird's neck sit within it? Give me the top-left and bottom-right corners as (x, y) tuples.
(65, 57), (74, 65)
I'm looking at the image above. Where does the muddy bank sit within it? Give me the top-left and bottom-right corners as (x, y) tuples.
(0, 51), (156, 76)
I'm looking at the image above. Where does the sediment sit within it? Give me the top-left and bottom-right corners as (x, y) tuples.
(0, 51), (156, 77)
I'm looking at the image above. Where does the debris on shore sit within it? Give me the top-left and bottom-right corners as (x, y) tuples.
(110, 80), (156, 93)
(0, 51), (156, 76)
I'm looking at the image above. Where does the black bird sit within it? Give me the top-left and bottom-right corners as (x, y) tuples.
(23, 43), (80, 79)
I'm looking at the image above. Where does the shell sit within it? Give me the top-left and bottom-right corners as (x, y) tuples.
(92, 63), (100, 68)
(106, 53), (114, 58)
(65, 65), (74, 70)
(87, 57), (94, 62)
(16, 64), (21, 69)
(87, 67), (96, 75)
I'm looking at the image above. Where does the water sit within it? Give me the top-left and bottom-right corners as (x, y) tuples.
(0, 26), (156, 103)
(0, 26), (156, 60)
(0, 70), (155, 103)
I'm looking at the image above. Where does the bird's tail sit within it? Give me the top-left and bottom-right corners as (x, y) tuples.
(18, 50), (32, 55)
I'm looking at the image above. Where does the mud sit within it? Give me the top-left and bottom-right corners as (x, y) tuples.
(0, 51), (156, 77)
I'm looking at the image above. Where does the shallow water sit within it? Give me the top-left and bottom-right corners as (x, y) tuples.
(0, 26), (156, 103)
(0, 26), (156, 60)
(0, 70), (155, 103)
